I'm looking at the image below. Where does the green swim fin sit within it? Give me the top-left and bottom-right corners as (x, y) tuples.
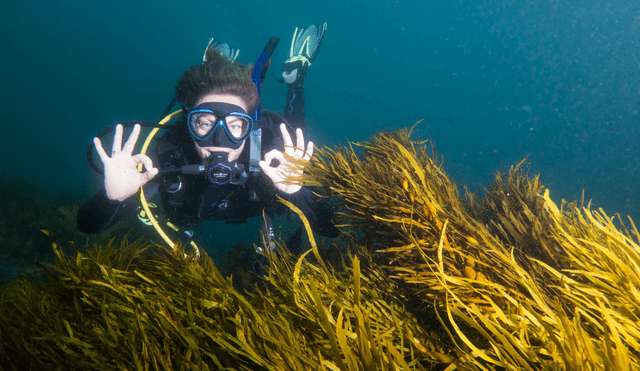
(282, 23), (327, 84)
(203, 37), (240, 63)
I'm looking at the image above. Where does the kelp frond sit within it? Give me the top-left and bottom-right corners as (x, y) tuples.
(0, 226), (441, 370)
(302, 124), (640, 370)
(3, 125), (640, 370)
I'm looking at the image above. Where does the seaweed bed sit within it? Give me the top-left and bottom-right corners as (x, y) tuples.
(0, 126), (638, 370)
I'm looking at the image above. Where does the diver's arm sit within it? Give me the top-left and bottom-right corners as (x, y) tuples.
(79, 123), (160, 233)
(260, 123), (338, 237)
(77, 189), (137, 234)
(283, 186), (340, 238)
(260, 124), (313, 194)
(94, 124), (159, 202)
(77, 182), (160, 234)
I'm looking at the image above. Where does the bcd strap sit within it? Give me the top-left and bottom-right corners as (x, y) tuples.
(249, 128), (262, 174)
(248, 37), (279, 174)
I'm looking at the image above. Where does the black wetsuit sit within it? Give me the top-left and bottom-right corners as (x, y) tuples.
(78, 71), (338, 249)
(77, 109), (339, 247)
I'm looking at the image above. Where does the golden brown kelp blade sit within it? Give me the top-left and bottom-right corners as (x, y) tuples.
(465, 159), (568, 271)
(430, 192), (640, 370)
(302, 126), (533, 308)
(5, 124), (640, 370)
(301, 124), (640, 370)
(539, 192), (640, 368)
(0, 225), (439, 369)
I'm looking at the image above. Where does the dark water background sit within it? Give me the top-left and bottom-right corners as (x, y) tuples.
(1, 0), (639, 253)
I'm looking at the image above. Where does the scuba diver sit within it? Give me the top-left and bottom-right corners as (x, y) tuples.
(77, 24), (338, 257)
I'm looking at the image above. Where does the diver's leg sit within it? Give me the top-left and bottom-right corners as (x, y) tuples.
(202, 37), (240, 62)
(282, 23), (327, 133)
(284, 78), (306, 132)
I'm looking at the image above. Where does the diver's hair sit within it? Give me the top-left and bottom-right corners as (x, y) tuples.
(175, 49), (259, 114)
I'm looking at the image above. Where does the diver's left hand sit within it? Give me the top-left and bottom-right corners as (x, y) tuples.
(260, 123), (313, 194)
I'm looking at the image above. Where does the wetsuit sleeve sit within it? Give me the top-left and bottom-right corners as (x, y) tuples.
(77, 189), (137, 233)
(78, 145), (165, 234)
(77, 181), (160, 234)
(283, 186), (340, 238)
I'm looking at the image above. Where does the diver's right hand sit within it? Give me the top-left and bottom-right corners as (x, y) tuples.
(94, 124), (158, 202)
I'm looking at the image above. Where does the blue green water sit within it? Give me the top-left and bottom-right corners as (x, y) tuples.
(2, 0), (639, 241)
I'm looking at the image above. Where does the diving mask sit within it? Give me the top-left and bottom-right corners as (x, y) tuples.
(188, 102), (253, 150)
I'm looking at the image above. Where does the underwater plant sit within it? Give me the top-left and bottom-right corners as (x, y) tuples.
(0, 175), (164, 286)
(300, 125), (640, 370)
(2, 125), (640, 370)
(0, 225), (443, 370)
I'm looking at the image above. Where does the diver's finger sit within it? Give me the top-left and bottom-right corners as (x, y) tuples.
(260, 151), (282, 180)
(94, 137), (109, 162)
(122, 124), (141, 155)
(112, 124), (123, 154)
(262, 149), (281, 165)
(304, 141), (314, 161)
(295, 128), (305, 153)
(144, 167), (159, 180)
(280, 123), (293, 154)
(133, 153), (155, 173)
(259, 160), (277, 180)
(271, 149), (287, 165)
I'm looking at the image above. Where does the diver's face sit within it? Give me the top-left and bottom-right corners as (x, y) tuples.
(192, 93), (249, 161)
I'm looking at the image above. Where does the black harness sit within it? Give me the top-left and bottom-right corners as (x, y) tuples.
(154, 110), (293, 232)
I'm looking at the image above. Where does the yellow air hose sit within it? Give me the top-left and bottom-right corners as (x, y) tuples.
(137, 109), (201, 257)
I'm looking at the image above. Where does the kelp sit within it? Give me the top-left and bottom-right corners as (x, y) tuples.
(2, 125), (640, 370)
(302, 127), (534, 309)
(430, 193), (640, 370)
(0, 175), (150, 284)
(0, 229), (441, 370)
(300, 125), (640, 370)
